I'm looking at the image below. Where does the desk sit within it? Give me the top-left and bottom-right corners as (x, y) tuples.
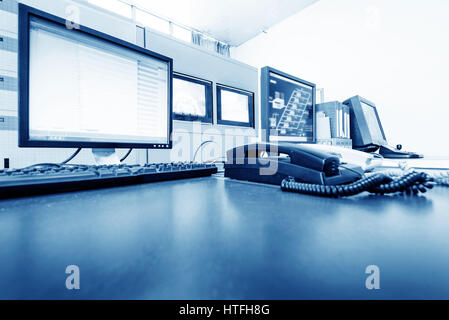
(0, 175), (449, 299)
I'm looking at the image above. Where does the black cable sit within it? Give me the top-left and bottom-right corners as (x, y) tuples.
(281, 172), (435, 198)
(22, 163), (63, 170)
(120, 148), (133, 162)
(20, 149), (82, 170)
(21, 148), (132, 171)
(61, 148), (82, 164)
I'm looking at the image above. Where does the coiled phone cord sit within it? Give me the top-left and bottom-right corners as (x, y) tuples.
(281, 171), (435, 198)
(397, 161), (449, 187)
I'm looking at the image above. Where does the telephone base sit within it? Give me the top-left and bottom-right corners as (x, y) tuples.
(379, 145), (423, 159)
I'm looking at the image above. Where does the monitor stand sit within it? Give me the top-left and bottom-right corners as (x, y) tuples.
(378, 145), (423, 159)
(91, 148), (120, 165)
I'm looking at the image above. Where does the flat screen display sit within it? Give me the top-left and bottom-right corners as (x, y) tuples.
(217, 85), (254, 128)
(19, 5), (173, 149)
(266, 71), (314, 142)
(220, 90), (249, 123)
(172, 73), (212, 123)
(360, 101), (385, 142)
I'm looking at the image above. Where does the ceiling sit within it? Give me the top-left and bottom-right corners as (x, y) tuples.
(130, 0), (318, 46)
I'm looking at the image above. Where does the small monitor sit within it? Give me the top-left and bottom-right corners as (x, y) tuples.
(261, 66), (315, 143)
(216, 84), (254, 128)
(18, 4), (173, 149)
(343, 95), (387, 150)
(173, 72), (213, 123)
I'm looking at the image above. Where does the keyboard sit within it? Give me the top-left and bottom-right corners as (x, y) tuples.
(0, 162), (218, 199)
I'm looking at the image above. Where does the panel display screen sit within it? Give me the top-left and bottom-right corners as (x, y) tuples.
(360, 101), (385, 142)
(173, 73), (212, 123)
(19, 5), (173, 149)
(217, 85), (254, 128)
(266, 71), (314, 142)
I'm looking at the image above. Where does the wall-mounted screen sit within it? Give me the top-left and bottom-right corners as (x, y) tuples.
(173, 73), (212, 123)
(261, 66), (315, 143)
(216, 84), (254, 128)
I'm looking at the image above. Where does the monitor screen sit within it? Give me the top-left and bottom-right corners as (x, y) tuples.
(360, 101), (385, 143)
(343, 95), (387, 149)
(19, 5), (172, 149)
(216, 85), (254, 127)
(261, 67), (315, 143)
(172, 73), (212, 123)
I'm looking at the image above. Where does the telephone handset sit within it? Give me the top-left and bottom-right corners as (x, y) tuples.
(224, 143), (434, 197)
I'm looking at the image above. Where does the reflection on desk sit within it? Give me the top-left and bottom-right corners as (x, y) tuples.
(0, 176), (448, 299)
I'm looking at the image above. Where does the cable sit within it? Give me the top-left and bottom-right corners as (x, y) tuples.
(432, 171), (449, 186)
(204, 156), (227, 164)
(193, 140), (217, 163)
(398, 160), (449, 187)
(61, 148), (82, 164)
(281, 172), (435, 198)
(383, 161), (449, 187)
(120, 148), (133, 162)
(20, 147), (135, 170)
(22, 163), (63, 170)
(21, 148), (83, 170)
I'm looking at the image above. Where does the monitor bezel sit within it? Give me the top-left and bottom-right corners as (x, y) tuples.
(18, 4), (173, 149)
(346, 95), (387, 148)
(216, 84), (255, 128)
(261, 66), (316, 143)
(172, 72), (213, 124)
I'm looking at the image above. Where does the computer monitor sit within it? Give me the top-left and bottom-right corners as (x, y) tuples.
(173, 72), (213, 123)
(261, 66), (315, 143)
(216, 84), (254, 128)
(18, 4), (173, 149)
(343, 95), (387, 151)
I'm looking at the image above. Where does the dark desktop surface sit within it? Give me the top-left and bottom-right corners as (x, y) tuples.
(0, 175), (448, 299)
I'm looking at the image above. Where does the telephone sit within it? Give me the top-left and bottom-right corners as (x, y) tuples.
(224, 143), (364, 185)
(224, 143), (434, 197)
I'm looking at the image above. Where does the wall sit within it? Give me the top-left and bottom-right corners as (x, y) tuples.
(0, 0), (258, 169)
(0, 0), (144, 168)
(144, 29), (258, 163)
(232, 0), (449, 157)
